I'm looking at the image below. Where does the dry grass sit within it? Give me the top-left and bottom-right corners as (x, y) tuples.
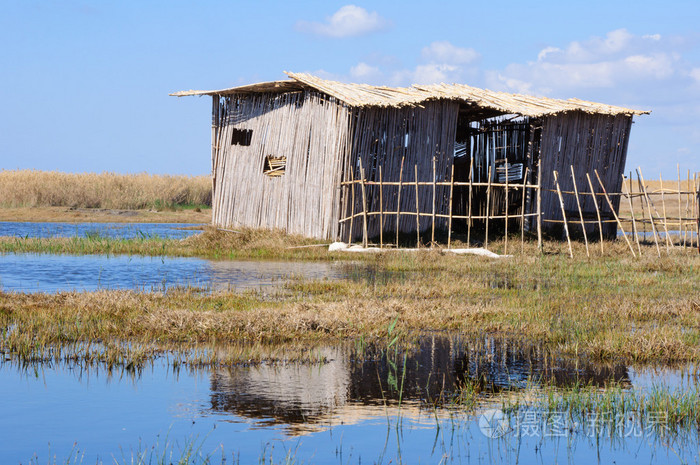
(1, 236), (699, 366)
(0, 170), (212, 210)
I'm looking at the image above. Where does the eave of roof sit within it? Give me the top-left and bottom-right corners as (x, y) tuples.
(170, 72), (649, 117)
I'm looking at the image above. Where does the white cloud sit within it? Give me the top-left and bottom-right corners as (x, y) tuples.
(537, 46), (561, 62)
(350, 62), (382, 81)
(421, 41), (479, 65)
(383, 41), (479, 85)
(691, 68), (700, 83)
(295, 5), (388, 38)
(488, 29), (680, 96)
(411, 64), (458, 84)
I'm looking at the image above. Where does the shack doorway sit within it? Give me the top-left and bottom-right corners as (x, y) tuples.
(451, 112), (540, 237)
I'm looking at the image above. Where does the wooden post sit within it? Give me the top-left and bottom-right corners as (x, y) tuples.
(467, 155), (474, 247)
(637, 171), (647, 240)
(485, 165), (492, 250)
(629, 172), (641, 246)
(553, 171), (573, 258)
(431, 156), (436, 247)
(595, 170), (636, 258)
(683, 170), (695, 248)
(447, 163), (455, 249)
(349, 166), (355, 244)
(677, 165), (683, 248)
(396, 157), (404, 248)
(359, 161), (369, 248)
(659, 175), (673, 248)
(639, 168), (669, 253)
(521, 167), (529, 254)
(622, 174), (642, 256)
(586, 173), (604, 254)
(637, 168), (661, 257)
(379, 165), (383, 249)
(536, 160), (543, 252)
(504, 164), (509, 255)
(570, 165), (589, 258)
(414, 164), (420, 248)
(694, 173), (700, 252)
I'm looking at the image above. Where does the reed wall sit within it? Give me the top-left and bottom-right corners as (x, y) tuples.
(538, 112), (633, 239)
(211, 91), (352, 240)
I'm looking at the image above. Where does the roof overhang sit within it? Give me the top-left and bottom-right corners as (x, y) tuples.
(171, 72), (650, 118)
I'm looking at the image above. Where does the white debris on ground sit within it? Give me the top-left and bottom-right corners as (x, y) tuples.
(327, 242), (511, 258)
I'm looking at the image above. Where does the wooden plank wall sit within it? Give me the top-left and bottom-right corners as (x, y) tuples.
(538, 112), (633, 239)
(338, 100), (460, 242)
(211, 91), (352, 240)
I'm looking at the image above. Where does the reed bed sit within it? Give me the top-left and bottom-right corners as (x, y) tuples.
(0, 170), (211, 210)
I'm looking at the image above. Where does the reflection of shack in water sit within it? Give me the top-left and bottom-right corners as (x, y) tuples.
(455, 338), (630, 391)
(208, 337), (630, 435)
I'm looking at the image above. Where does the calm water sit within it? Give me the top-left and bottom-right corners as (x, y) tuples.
(0, 221), (204, 239)
(1, 337), (697, 464)
(0, 253), (344, 293)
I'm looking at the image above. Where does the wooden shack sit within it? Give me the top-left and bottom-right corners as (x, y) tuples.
(172, 72), (648, 243)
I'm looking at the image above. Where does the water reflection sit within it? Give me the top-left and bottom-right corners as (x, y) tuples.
(0, 337), (695, 465)
(207, 337), (631, 435)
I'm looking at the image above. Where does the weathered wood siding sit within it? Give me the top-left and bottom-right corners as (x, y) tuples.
(339, 100), (460, 242)
(211, 91), (352, 240)
(538, 112), (633, 238)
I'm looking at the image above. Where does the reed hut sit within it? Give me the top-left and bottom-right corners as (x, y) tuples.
(172, 72), (648, 243)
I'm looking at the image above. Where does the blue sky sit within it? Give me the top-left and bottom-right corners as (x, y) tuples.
(1, 1), (699, 177)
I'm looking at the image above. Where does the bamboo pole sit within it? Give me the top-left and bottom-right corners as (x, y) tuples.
(586, 173), (604, 254)
(521, 167), (529, 254)
(467, 155), (474, 247)
(639, 168), (668, 254)
(396, 156), (404, 248)
(685, 169), (695, 248)
(595, 170), (636, 258)
(628, 171), (641, 248)
(637, 171), (647, 239)
(677, 165), (683, 248)
(431, 156), (436, 247)
(359, 162), (368, 248)
(694, 173), (700, 252)
(636, 168), (661, 257)
(485, 165), (492, 250)
(414, 164), (420, 248)
(686, 169), (692, 248)
(379, 165), (383, 248)
(553, 171), (573, 258)
(504, 164), (509, 255)
(447, 163), (455, 249)
(622, 174), (641, 256)
(570, 165), (589, 258)
(659, 175), (673, 248)
(536, 160), (543, 252)
(349, 167), (355, 244)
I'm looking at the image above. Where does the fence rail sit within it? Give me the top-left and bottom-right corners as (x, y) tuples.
(339, 159), (700, 258)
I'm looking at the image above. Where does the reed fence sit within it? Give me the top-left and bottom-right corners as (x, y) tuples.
(338, 161), (700, 258)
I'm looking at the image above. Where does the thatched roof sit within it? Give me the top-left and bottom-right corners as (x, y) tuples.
(171, 71), (649, 117)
